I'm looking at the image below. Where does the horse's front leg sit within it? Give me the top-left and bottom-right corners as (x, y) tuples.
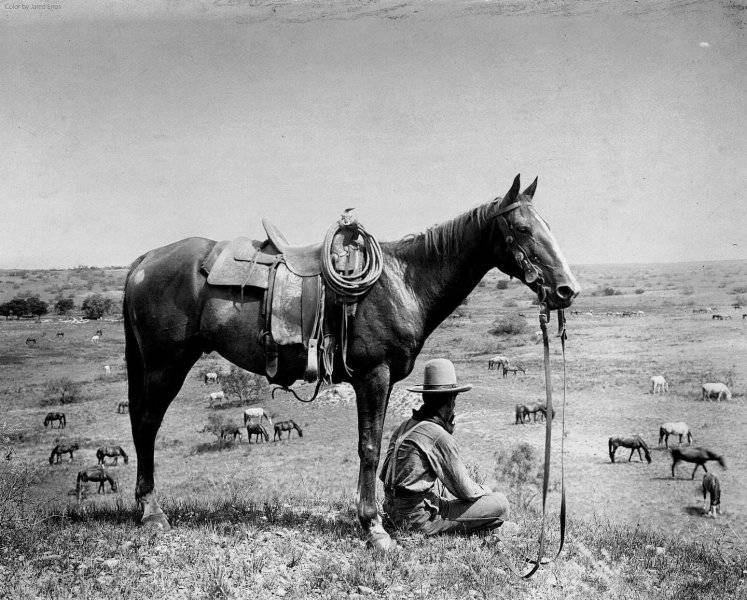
(352, 364), (393, 550)
(628, 448), (634, 462)
(691, 463), (702, 479)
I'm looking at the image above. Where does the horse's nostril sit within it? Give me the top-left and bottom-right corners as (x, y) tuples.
(556, 285), (576, 300)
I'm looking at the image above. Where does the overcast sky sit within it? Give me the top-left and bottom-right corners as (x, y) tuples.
(1, 0), (744, 268)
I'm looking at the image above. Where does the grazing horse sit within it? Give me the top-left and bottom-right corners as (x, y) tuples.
(243, 407), (273, 428)
(43, 412), (66, 429)
(702, 382), (731, 401)
(522, 402), (554, 423)
(117, 401), (129, 414)
(77, 466), (117, 500)
(26, 337), (37, 347)
(104, 365), (111, 376)
(514, 404), (528, 424)
(208, 391), (225, 407)
(204, 372), (218, 384)
(273, 420), (303, 441)
(711, 314), (723, 320)
(701, 473), (721, 517)
(91, 335), (100, 344)
(658, 422), (692, 448)
(650, 375), (668, 394)
(488, 355), (509, 370)
(56, 331), (65, 338)
(608, 435), (651, 464)
(246, 423), (269, 443)
(671, 447), (725, 479)
(122, 174), (579, 548)
(49, 443), (79, 464)
(97, 446), (129, 465)
(220, 425), (242, 442)
(502, 364), (526, 378)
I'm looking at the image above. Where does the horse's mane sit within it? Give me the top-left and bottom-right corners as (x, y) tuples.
(387, 201), (498, 259)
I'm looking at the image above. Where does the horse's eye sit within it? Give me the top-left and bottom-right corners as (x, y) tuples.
(517, 225), (531, 235)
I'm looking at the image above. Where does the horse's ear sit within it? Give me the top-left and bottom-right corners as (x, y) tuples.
(522, 176), (538, 200)
(500, 174), (521, 207)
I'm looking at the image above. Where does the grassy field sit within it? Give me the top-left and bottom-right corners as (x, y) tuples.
(1, 260), (746, 599)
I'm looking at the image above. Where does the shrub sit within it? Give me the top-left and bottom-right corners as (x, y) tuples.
(81, 293), (112, 319)
(42, 377), (82, 405)
(735, 294), (747, 306)
(682, 286), (695, 296)
(221, 366), (268, 405)
(25, 297), (48, 318)
(488, 315), (528, 336)
(54, 296), (75, 315)
(494, 443), (550, 510)
(635, 288), (645, 295)
(732, 286), (747, 294)
(495, 280), (509, 290)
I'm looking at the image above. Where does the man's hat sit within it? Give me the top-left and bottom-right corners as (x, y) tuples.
(407, 358), (472, 395)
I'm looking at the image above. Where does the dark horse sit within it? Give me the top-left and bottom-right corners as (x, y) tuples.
(43, 412), (66, 429)
(522, 401), (555, 423)
(122, 174), (579, 548)
(220, 425), (243, 442)
(77, 466), (117, 500)
(608, 435), (651, 464)
(274, 419), (303, 441)
(49, 443), (79, 464)
(701, 473), (721, 517)
(246, 423), (269, 443)
(671, 447), (725, 479)
(97, 445), (129, 465)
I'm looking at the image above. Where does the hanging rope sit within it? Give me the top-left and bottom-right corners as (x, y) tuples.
(321, 221), (383, 301)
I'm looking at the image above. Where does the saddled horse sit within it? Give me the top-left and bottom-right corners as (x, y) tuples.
(243, 407), (273, 428)
(701, 473), (721, 517)
(220, 425), (243, 441)
(246, 423), (269, 443)
(49, 442), (79, 464)
(273, 419), (303, 441)
(44, 412), (66, 429)
(658, 422), (692, 448)
(77, 466), (117, 500)
(122, 174), (579, 548)
(671, 447), (725, 479)
(97, 445), (129, 465)
(608, 435), (651, 464)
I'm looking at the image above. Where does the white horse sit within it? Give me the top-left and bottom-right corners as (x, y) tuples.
(208, 391), (225, 407)
(204, 372), (218, 384)
(702, 383), (731, 402)
(243, 407), (273, 428)
(531, 330), (543, 344)
(650, 375), (668, 394)
(104, 365), (111, 376)
(487, 355), (509, 370)
(91, 335), (100, 344)
(658, 422), (692, 447)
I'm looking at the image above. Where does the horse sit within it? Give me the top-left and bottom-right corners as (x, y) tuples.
(608, 435), (651, 464)
(91, 335), (100, 344)
(658, 422), (692, 448)
(117, 400), (129, 414)
(56, 331), (65, 338)
(204, 372), (218, 384)
(25, 337), (37, 347)
(77, 466), (117, 500)
(521, 401), (554, 423)
(671, 447), (725, 479)
(49, 443), (79, 464)
(273, 419), (303, 441)
(243, 407), (273, 428)
(208, 391), (225, 407)
(43, 412), (66, 429)
(701, 473), (721, 517)
(650, 375), (668, 394)
(502, 364), (525, 378)
(246, 423), (269, 443)
(702, 382), (731, 401)
(122, 174), (579, 548)
(220, 425), (243, 442)
(488, 355), (509, 370)
(514, 404), (527, 424)
(104, 365), (111, 376)
(711, 314), (723, 320)
(95, 329), (104, 337)
(96, 445), (129, 465)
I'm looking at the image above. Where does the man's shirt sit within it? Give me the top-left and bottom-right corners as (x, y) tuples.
(379, 418), (488, 500)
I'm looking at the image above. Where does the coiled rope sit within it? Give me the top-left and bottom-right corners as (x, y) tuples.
(321, 221), (383, 301)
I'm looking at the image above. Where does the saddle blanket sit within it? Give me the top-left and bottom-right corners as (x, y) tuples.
(202, 237), (271, 289)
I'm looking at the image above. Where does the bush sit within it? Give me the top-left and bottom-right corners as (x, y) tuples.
(494, 443), (547, 510)
(221, 366), (268, 405)
(488, 315), (528, 336)
(42, 377), (83, 406)
(682, 286), (695, 296)
(635, 288), (645, 295)
(735, 294), (747, 306)
(732, 286), (747, 294)
(25, 297), (48, 318)
(495, 280), (509, 290)
(54, 296), (75, 315)
(81, 293), (112, 319)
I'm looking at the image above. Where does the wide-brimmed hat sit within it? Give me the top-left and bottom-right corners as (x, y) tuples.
(407, 358), (472, 395)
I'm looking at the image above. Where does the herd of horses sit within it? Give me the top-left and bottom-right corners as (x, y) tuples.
(217, 403), (304, 444)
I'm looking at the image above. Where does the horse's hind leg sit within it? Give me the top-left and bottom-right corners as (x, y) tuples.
(628, 448), (634, 462)
(691, 463), (702, 479)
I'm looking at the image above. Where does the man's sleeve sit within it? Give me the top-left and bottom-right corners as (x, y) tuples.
(427, 433), (488, 500)
(378, 427), (399, 484)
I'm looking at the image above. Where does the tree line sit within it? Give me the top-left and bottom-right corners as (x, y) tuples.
(0, 293), (119, 320)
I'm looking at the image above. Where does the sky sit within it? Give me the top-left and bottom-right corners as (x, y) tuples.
(1, 0), (745, 268)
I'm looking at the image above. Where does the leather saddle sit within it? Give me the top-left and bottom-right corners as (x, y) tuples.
(257, 218), (323, 277)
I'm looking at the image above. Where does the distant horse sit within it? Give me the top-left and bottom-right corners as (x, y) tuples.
(650, 375), (668, 394)
(502, 364), (526, 378)
(522, 402), (554, 423)
(122, 174), (579, 547)
(56, 331), (65, 338)
(608, 435), (651, 464)
(77, 466), (117, 500)
(658, 422), (692, 448)
(49, 443), (79, 464)
(246, 423), (269, 443)
(671, 447), (725, 479)
(243, 407), (273, 428)
(25, 337), (37, 347)
(220, 425), (242, 442)
(204, 372), (218, 384)
(531, 330), (543, 343)
(44, 412), (66, 429)
(702, 383), (731, 402)
(711, 314), (723, 320)
(95, 329), (104, 337)
(117, 400), (129, 414)
(97, 446), (129, 465)
(208, 391), (225, 407)
(273, 420), (303, 441)
(104, 365), (111, 376)
(701, 473), (721, 517)
(91, 335), (100, 344)
(488, 355), (509, 370)
(514, 404), (528, 424)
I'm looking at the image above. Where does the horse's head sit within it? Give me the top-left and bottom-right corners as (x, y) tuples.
(110, 477), (118, 492)
(491, 175), (580, 310)
(717, 455), (726, 470)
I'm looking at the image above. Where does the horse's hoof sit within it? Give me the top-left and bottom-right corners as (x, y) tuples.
(142, 513), (171, 531)
(366, 527), (396, 551)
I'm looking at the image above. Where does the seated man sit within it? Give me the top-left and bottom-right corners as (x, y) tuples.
(380, 358), (511, 536)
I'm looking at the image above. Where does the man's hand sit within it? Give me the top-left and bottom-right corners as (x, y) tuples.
(423, 497), (440, 521)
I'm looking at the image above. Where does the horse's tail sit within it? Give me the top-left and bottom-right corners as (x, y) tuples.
(49, 447), (56, 464)
(43, 417), (49, 427)
(261, 425), (269, 441)
(265, 413), (273, 429)
(76, 471), (83, 491)
(96, 449), (104, 463)
(120, 448), (129, 464)
(608, 438), (615, 462)
(658, 427), (665, 445)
